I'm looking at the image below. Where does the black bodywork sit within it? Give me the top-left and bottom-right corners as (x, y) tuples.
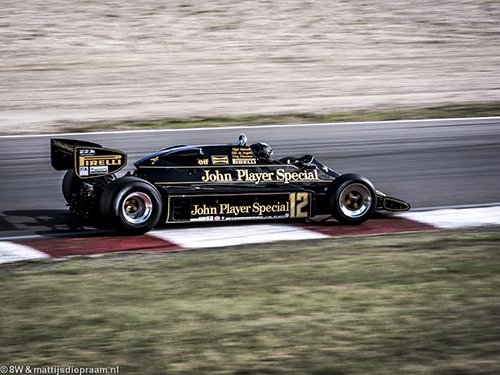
(51, 134), (410, 234)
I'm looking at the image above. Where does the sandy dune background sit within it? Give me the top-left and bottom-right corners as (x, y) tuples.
(1, 0), (500, 133)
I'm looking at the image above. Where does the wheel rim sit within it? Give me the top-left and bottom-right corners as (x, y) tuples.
(339, 183), (372, 218)
(121, 192), (153, 225)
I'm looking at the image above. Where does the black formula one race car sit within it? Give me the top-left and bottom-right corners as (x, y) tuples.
(51, 134), (410, 235)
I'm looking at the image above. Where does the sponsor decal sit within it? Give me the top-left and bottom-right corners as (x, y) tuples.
(78, 155), (123, 168)
(200, 168), (320, 184)
(79, 149), (96, 156)
(232, 147), (257, 165)
(201, 170), (233, 182)
(198, 158), (210, 166)
(169, 192), (311, 223)
(236, 169), (275, 184)
(233, 158), (257, 165)
(222, 216), (263, 221)
(189, 193), (309, 219)
(190, 202), (290, 216)
(211, 155), (229, 165)
(79, 167), (89, 176)
(190, 216), (214, 222)
(75, 147), (126, 178)
(90, 166), (108, 175)
(150, 156), (159, 165)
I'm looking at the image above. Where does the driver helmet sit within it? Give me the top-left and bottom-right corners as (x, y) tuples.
(250, 142), (275, 163)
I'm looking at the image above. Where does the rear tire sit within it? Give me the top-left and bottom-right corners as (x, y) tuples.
(62, 169), (83, 204)
(327, 174), (377, 225)
(100, 176), (163, 235)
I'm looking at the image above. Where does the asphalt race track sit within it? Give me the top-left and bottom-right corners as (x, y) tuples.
(1, 117), (500, 240)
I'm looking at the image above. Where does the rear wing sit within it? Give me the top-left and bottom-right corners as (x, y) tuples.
(51, 139), (127, 179)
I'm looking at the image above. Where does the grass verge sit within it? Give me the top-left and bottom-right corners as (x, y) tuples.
(62, 102), (500, 133)
(1, 230), (500, 374)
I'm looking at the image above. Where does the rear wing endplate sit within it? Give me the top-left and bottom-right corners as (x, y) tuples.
(51, 139), (127, 179)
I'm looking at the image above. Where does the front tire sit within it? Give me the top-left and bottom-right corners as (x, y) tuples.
(327, 174), (377, 225)
(100, 176), (163, 235)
